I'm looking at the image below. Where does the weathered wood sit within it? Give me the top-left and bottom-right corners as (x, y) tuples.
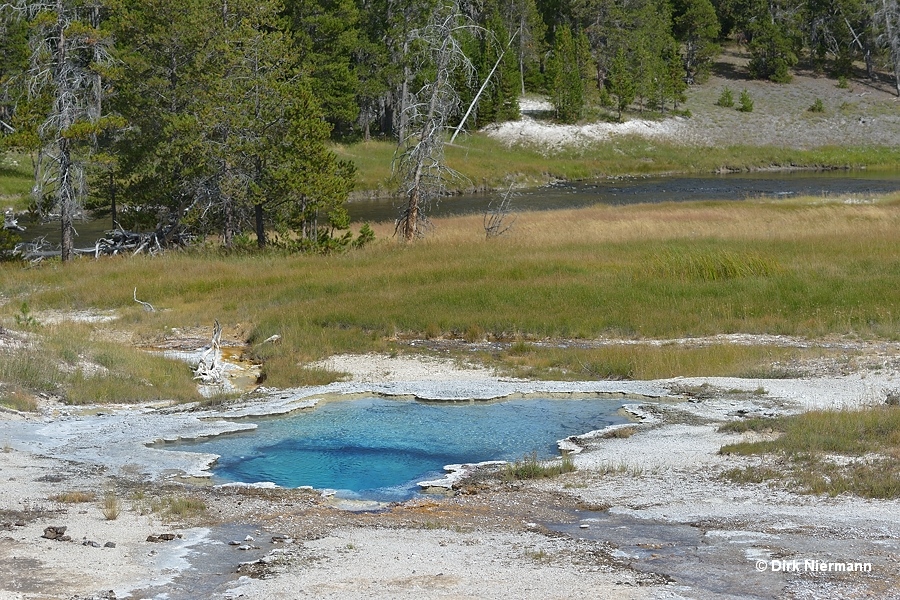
(194, 320), (224, 384)
(133, 288), (155, 313)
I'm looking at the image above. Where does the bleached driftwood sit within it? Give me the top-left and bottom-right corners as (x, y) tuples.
(16, 227), (192, 261)
(133, 288), (156, 312)
(194, 320), (224, 384)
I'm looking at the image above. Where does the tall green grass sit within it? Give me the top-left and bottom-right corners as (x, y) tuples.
(502, 451), (576, 481)
(654, 248), (781, 281)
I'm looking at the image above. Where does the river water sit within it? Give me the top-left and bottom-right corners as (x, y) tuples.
(14, 171), (900, 246)
(349, 170), (900, 222)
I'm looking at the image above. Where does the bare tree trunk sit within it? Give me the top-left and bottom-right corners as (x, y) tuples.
(59, 138), (75, 261)
(399, 38), (410, 141)
(223, 186), (234, 249)
(255, 203), (265, 248)
(14, 1), (112, 261)
(109, 171), (117, 226)
(54, 0), (75, 262)
(519, 11), (526, 95)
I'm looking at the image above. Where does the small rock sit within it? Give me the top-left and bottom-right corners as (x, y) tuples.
(158, 533), (176, 541)
(244, 535), (254, 542)
(82, 540), (101, 548)
(238, 544), (253, 551)
(146, 535), (159, 543)
(228, 540), (242, 546)
(42, 525), (67, 540)
(104, 541), (116, 548)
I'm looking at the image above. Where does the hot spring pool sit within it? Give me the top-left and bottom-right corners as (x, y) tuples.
(167, 397), (630, 501)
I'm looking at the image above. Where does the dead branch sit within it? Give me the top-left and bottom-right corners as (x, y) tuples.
(133, 287), (155, 313)
(484, 185), (517, 238)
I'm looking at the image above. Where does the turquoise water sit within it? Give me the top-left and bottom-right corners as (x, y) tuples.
(170, 397), (629, 501)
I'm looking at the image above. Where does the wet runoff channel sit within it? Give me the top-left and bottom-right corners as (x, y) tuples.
(548, 508), (900, 600)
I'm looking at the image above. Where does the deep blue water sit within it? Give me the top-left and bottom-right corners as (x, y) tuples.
(169, 397), (629, 501)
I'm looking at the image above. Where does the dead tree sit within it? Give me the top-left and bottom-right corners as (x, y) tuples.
(394, 2), (475, 241)
(483, 185), (517, 238)
(2, 1), (114, 261)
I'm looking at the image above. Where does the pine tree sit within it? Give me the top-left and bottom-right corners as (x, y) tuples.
(499, 0), (546, 94)
(743, 0), (801, 82)
(475, 7), (520, 126)
(607, 47), (635, 119)
(548, 24), (585, 123)
(112, 0), (356, 251)
(284, 0), (362, 135)
(672, 0), (720, 83)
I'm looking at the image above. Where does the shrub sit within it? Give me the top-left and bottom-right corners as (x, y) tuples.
(836, 76), (850, 89)
(808, 98), (825, 113)
(737, 90), (754, 112)
(715, 87), (734, 108)
(0, 229), (21, 262)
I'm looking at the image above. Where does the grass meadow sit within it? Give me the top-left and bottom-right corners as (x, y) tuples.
(2, 193), (900, 398)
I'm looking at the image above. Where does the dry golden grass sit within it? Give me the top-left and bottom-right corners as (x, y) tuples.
(371, 194), (900, 246)
(50, 490), (97, 503)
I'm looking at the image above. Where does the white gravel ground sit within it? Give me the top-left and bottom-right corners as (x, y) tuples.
(2, 351), (900, 599)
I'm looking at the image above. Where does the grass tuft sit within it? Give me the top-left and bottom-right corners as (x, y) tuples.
(0, 387), (39, 412)
(100, 491), (122, 521)
(163, 496), (207, 517)
(50, 490), (97, 503)
(502, 451), (576, 481)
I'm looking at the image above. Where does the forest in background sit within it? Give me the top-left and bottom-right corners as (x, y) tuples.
(2, 0), (900, 259)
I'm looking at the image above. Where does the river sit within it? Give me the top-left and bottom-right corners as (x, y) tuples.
(14, 170), (900, 246)
(348, 170), (900, 223)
